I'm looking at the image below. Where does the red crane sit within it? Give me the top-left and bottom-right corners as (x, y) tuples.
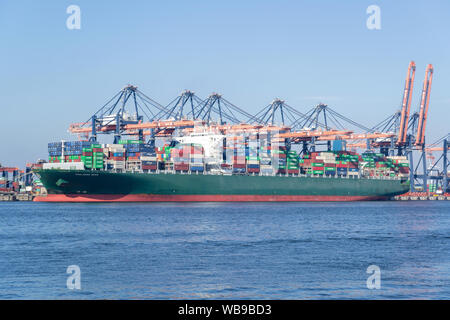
(397, 61), (416, 146)
(415, 64), (433, 147)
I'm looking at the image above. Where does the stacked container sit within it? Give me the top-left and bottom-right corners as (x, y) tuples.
(156, 145), (171, 162)
(189, 144), (205, 172)
(171, 144), (192, 172)
(81, 147), (93, 169)
(106, 144), (126, 170)
(287, 151), (299, 174)
(246, 134), (260, 174)
(81, 144), (104, 169)
(258, 131), (273, 174)
(387, 156), (410, 177)
(271, 138), (287, 174)
(48, 141), (93, 162)
(225, 135), (246, 174)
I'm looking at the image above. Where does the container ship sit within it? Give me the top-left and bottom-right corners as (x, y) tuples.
(30, 59), (450, 201)
(33, 129), (410, 202)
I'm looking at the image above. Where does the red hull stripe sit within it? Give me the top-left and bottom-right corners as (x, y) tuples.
(34, 194), (388, 202)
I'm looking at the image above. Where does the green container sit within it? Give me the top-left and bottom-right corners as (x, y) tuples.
(312, 163), (324, 167)
(119, 140), (143, 145)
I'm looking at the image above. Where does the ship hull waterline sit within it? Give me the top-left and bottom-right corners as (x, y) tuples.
(33, 169), (410, 203)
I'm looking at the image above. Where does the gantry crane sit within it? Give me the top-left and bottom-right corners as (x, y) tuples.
(397, 61), (416, 150)
(68, 85), (171, 144)
(193, 93), (255, 125)
(406, 64), (434, 190)
(368, 61), (417, 155)
(423, 134), (449, 193)
(164, 90), (204, 121)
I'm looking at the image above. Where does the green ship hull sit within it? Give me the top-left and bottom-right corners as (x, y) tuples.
(33, 169), (410, 202)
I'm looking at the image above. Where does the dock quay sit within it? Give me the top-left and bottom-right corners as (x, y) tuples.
(0, 193), (34, 201)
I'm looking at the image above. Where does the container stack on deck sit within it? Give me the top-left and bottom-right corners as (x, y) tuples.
(171, 143), (205, 172)
(81, 144), (104, 169)
(246, 134), (260, 174)
(44, 136), (416, 180)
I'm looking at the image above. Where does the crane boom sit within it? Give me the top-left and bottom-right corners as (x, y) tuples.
(398, 61), (416, 145)
(415, 64), (433, 146)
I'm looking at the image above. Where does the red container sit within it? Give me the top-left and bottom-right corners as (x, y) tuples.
(288, 169), (299, 174)
(174, 164), (189, 171)
(233, 163), (246, 168)
(83, 152), (93, 156)
(142, 165), (157, 170)
(247, 168), (260, 173)
(92, 148), (103, 152)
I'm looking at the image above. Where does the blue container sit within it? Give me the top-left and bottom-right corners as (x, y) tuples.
(141, 152), (156, 157)
(142, 161), (157, 166)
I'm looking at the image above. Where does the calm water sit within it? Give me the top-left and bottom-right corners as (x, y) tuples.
(0, 201), (449, 299)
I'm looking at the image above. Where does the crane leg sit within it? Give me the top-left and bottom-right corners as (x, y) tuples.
(444, 139), (448, 193)
(408, 149), (415, 192)
(421, 149), (427, 192)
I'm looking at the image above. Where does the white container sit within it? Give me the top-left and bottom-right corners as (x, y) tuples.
(42, 162), (85, 170)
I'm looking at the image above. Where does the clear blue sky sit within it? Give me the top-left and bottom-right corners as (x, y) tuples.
(0, 0), (449, 166)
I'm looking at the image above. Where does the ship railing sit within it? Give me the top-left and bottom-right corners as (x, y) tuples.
(132, 168), (402, 181)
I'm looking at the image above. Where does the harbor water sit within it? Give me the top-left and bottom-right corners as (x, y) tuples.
(0, 201), (449, 299)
